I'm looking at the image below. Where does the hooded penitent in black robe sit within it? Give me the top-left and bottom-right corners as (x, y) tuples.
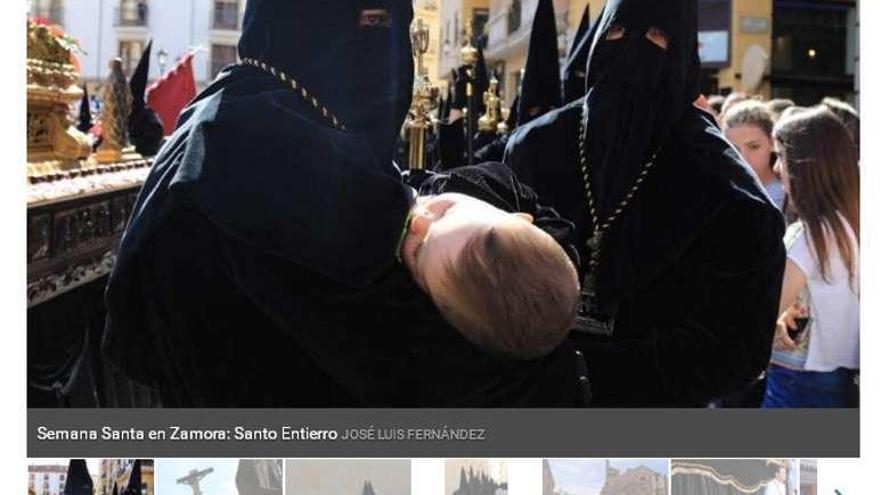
(128, 40), (164, 156)
(77, 87), (92, 134)
(63, 460), (93, 495)
(517, 0), (562, 125)
(476, 0), (559, 163)
(121, 459), (142, 495)
(504, 0), (785, 406)
(103, 0), (586, 407)
(435, 41), (494, 171)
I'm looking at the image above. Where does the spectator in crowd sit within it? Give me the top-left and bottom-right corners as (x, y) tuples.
(722, 100), (786, 210)
(767, 98), (795, 122)
(821, 97), (860, 156)
(764, 465), (787, 495)
(720, 91), (749, 120)
(764, 106), (860, 408)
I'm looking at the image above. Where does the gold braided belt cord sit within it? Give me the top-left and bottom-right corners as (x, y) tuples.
(671, 461), (774, 494)
(240, 57), (346, 130)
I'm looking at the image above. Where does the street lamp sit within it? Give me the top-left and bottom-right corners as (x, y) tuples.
(157, 47), (169, 75)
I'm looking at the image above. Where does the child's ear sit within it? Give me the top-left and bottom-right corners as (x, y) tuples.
(513, 212), (534, 224)
(409, 212), (432, 237)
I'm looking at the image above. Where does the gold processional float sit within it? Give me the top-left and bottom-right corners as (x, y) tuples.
(26, 19), (152, 307)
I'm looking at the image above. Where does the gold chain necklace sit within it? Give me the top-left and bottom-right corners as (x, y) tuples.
(575, 101), (659, 336)
(577, 102), (659, 271)
(240, 57), (346, 131)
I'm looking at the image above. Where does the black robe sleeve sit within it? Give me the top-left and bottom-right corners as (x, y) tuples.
(573, 199), (785, 406)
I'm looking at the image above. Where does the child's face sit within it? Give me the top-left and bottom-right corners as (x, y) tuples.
(400, 193), (533, 301)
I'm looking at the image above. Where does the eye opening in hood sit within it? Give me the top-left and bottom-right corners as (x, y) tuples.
(360, 8), (392, 27)
(604, 24), (626, 41)
(645, 27), (669, 50)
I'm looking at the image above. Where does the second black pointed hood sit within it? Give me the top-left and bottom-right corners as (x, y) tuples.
(518, 0), (562, 125)
(127, 40), (164, 156)
(562, 4), (597, 103)
(473, 37), (490, 115)
(122, 459), (141, 495)
(77, 87), (92, 133)
(63, 460), (93, 495)
(129, 40), (152, 115)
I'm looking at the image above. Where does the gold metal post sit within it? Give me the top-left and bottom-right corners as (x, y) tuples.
(459, 20), (479, 165)
(405, 19), (438, 171)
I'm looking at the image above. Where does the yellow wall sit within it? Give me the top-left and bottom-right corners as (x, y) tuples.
(567, 0), (590, 35)
(719, 0), (772, 97)
(439, 0), (491, 79)
(578, 0), (605, 24)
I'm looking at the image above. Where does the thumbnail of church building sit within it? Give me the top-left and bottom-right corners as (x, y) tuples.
(600, 461), (667, 495)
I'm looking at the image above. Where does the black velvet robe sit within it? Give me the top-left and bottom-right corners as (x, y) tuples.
(106, 125), (586, 407)
(505, 101), (786, 406)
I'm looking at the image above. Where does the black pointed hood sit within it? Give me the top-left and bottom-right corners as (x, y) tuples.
(63, 460), (93, 495)
(129, 40), (152, 114)
(127, 40), (164, 155)
(238, 0), (414, 161)
(472, 37), (491, 115)
(123, 460), (141, 495)
(77, 87), (92, 133)
(518, 0), (562, 125)
(562, 4), (596, 103)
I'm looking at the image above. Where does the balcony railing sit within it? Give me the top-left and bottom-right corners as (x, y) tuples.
(115, 2), (149, 27)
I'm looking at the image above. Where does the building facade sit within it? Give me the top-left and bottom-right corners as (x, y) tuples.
(600, 461), (667, 495)
(800, 460), (817, 495)
(28, 465), (68, 495)
(484, 0), (570, 101)
(438, 0), (491, 80)
(28, 0), (247, 88)
(415, 0), (444, 89)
